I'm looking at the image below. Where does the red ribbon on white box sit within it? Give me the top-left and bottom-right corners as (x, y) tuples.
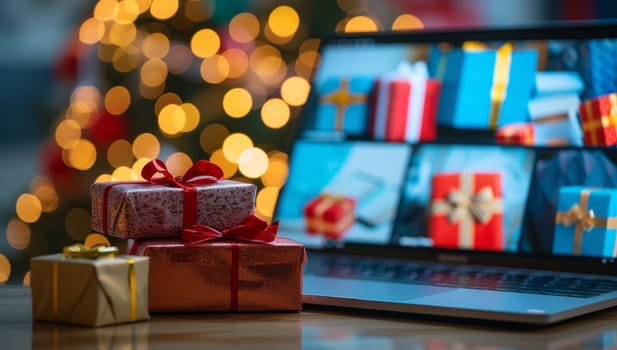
(373, 61), (429, 142)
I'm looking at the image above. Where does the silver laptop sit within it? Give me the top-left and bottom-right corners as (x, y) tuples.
(273, 21), (617, 325)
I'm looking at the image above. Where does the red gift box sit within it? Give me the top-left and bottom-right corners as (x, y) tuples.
(369, 62), (441, 142)
(129, 232), (305, 312)
(429, 173), (504, 251)
(579, 93), (617, 146)
(495, 122), (534, 145)
(303, 193), (355, 239)
(91, 159), (256, 239)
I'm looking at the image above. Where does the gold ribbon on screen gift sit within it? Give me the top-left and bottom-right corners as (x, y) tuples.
(555, 190), (617, 256)
(454, 42), (513, 130)
(320, 79), (367, 131)
(431, 174), (503, 249)
(53, 244), (137, 321)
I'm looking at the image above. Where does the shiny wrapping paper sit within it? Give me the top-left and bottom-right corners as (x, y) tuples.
(429, 172), (504, 251)
(130, 237), (305, 312)
(91, 180), (256, 239)
(30, 254), (150, 327)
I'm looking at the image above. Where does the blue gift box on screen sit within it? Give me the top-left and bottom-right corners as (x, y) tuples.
(553, 186), (617, 258)
(314, 77), (373, 136)
(430, 45), (538, 130)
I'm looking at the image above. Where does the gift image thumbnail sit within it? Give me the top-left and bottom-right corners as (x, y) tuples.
(392, 144), (535, 252)
(521, 148), (617, 256)
(276, 140), (410, 248)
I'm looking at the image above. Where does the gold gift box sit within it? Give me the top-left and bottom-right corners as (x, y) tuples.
(30, 252), (150, 327)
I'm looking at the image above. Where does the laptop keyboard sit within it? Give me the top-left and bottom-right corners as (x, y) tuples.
(306, 256), (617, 298)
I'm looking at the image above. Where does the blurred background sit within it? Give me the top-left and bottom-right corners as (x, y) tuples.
(1, 0), (617, 285)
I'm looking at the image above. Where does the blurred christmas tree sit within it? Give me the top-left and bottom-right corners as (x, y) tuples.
(0, 0), (446, 285)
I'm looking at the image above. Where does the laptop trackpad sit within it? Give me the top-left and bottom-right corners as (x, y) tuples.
(303, 275), (455, 302)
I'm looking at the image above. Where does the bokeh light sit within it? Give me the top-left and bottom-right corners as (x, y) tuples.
(261, 156), (289, 188)
(23, 271), (30, 286)
(107, 139), (134, 168)
(55, 119), (81, 149)
(166, 44), (193, 74)
(200, 54), (230, 84)
(113, 0), (140, 24)
(155, 92), (182, 114)
(392, 14), (424, 30)
(165, 152), (193, 176)
(132, 157), (152, 176)
(112, 166), (139, 180)
(6, 219), (31, 250)
(109, 22), (137, 47)
(250, 45), (283, 78)
(65, 208), (91, 241)
(143, 32), (171, 59)
(66, 139), (97, 170)
(180, 103), (200, 132)
(150, 0), (178, 20)
(31, 176), (59, 213)
(256, 186), (279, 221)
(95, 174), (114, 183)
(221, 48), (249, 79)
(238, 147), (269, 178)
(16, 194), (42, 224)
(71, 85), (100, 114)
(104, 85), (131, 115)
(0, 254), (10, 283)
(199, 123), (229, 154)
(185, 0), (213, 22)
(209, 149), (238, 179)
(267, 6), (300, 38)
(223, 88), (252, 118)
(344, 16), (379, 32)
(229, 12), (260, 43)
(190, 28), (220, 58)
(158, 103), (185, 135)
(222, 133), (253, 163)
(79, 17), (105, 45)
(134, 0), (153, 14)
(140, 58), (168, 87)
(133, 132), (160, 159)
(93, 0), (115, 21)
(139, 80), (165, 100)
(112, 45), (141, 73)
(261, 98), (290, 129)
(281, 76), (310, 106)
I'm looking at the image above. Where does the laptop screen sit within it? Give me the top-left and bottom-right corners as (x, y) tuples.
(274, 22), (617, 266)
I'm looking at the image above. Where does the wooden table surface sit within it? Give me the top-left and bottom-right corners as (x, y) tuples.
(3, 286), (617, 349)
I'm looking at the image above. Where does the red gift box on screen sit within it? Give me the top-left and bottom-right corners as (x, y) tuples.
(129, 216), (306, 312)
(495, 122), (534, 145)
(579, 93), (617, 146)
(369, 61), (441, 142)
(429, 172), (504, 251)
(303, 193), (355, 239)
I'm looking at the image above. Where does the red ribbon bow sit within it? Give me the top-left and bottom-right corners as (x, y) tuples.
(101, 159), (224, 235)
(181, 215), (279, 244)
(141, 159), (224, 187)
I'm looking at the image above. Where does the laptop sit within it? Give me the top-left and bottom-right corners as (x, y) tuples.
(273, 21), (617, 325)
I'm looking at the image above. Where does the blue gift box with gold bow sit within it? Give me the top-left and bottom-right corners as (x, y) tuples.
(30, 245), (150, 327)
(314, 76), (374, 136)
(553, 187), (617, 258)
(430, 43), (538, 130)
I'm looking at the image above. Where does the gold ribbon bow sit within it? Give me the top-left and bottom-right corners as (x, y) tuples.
(555, 190), (617, 256)
(446, 186), (500, 225)
(431, 174), (502, 249)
